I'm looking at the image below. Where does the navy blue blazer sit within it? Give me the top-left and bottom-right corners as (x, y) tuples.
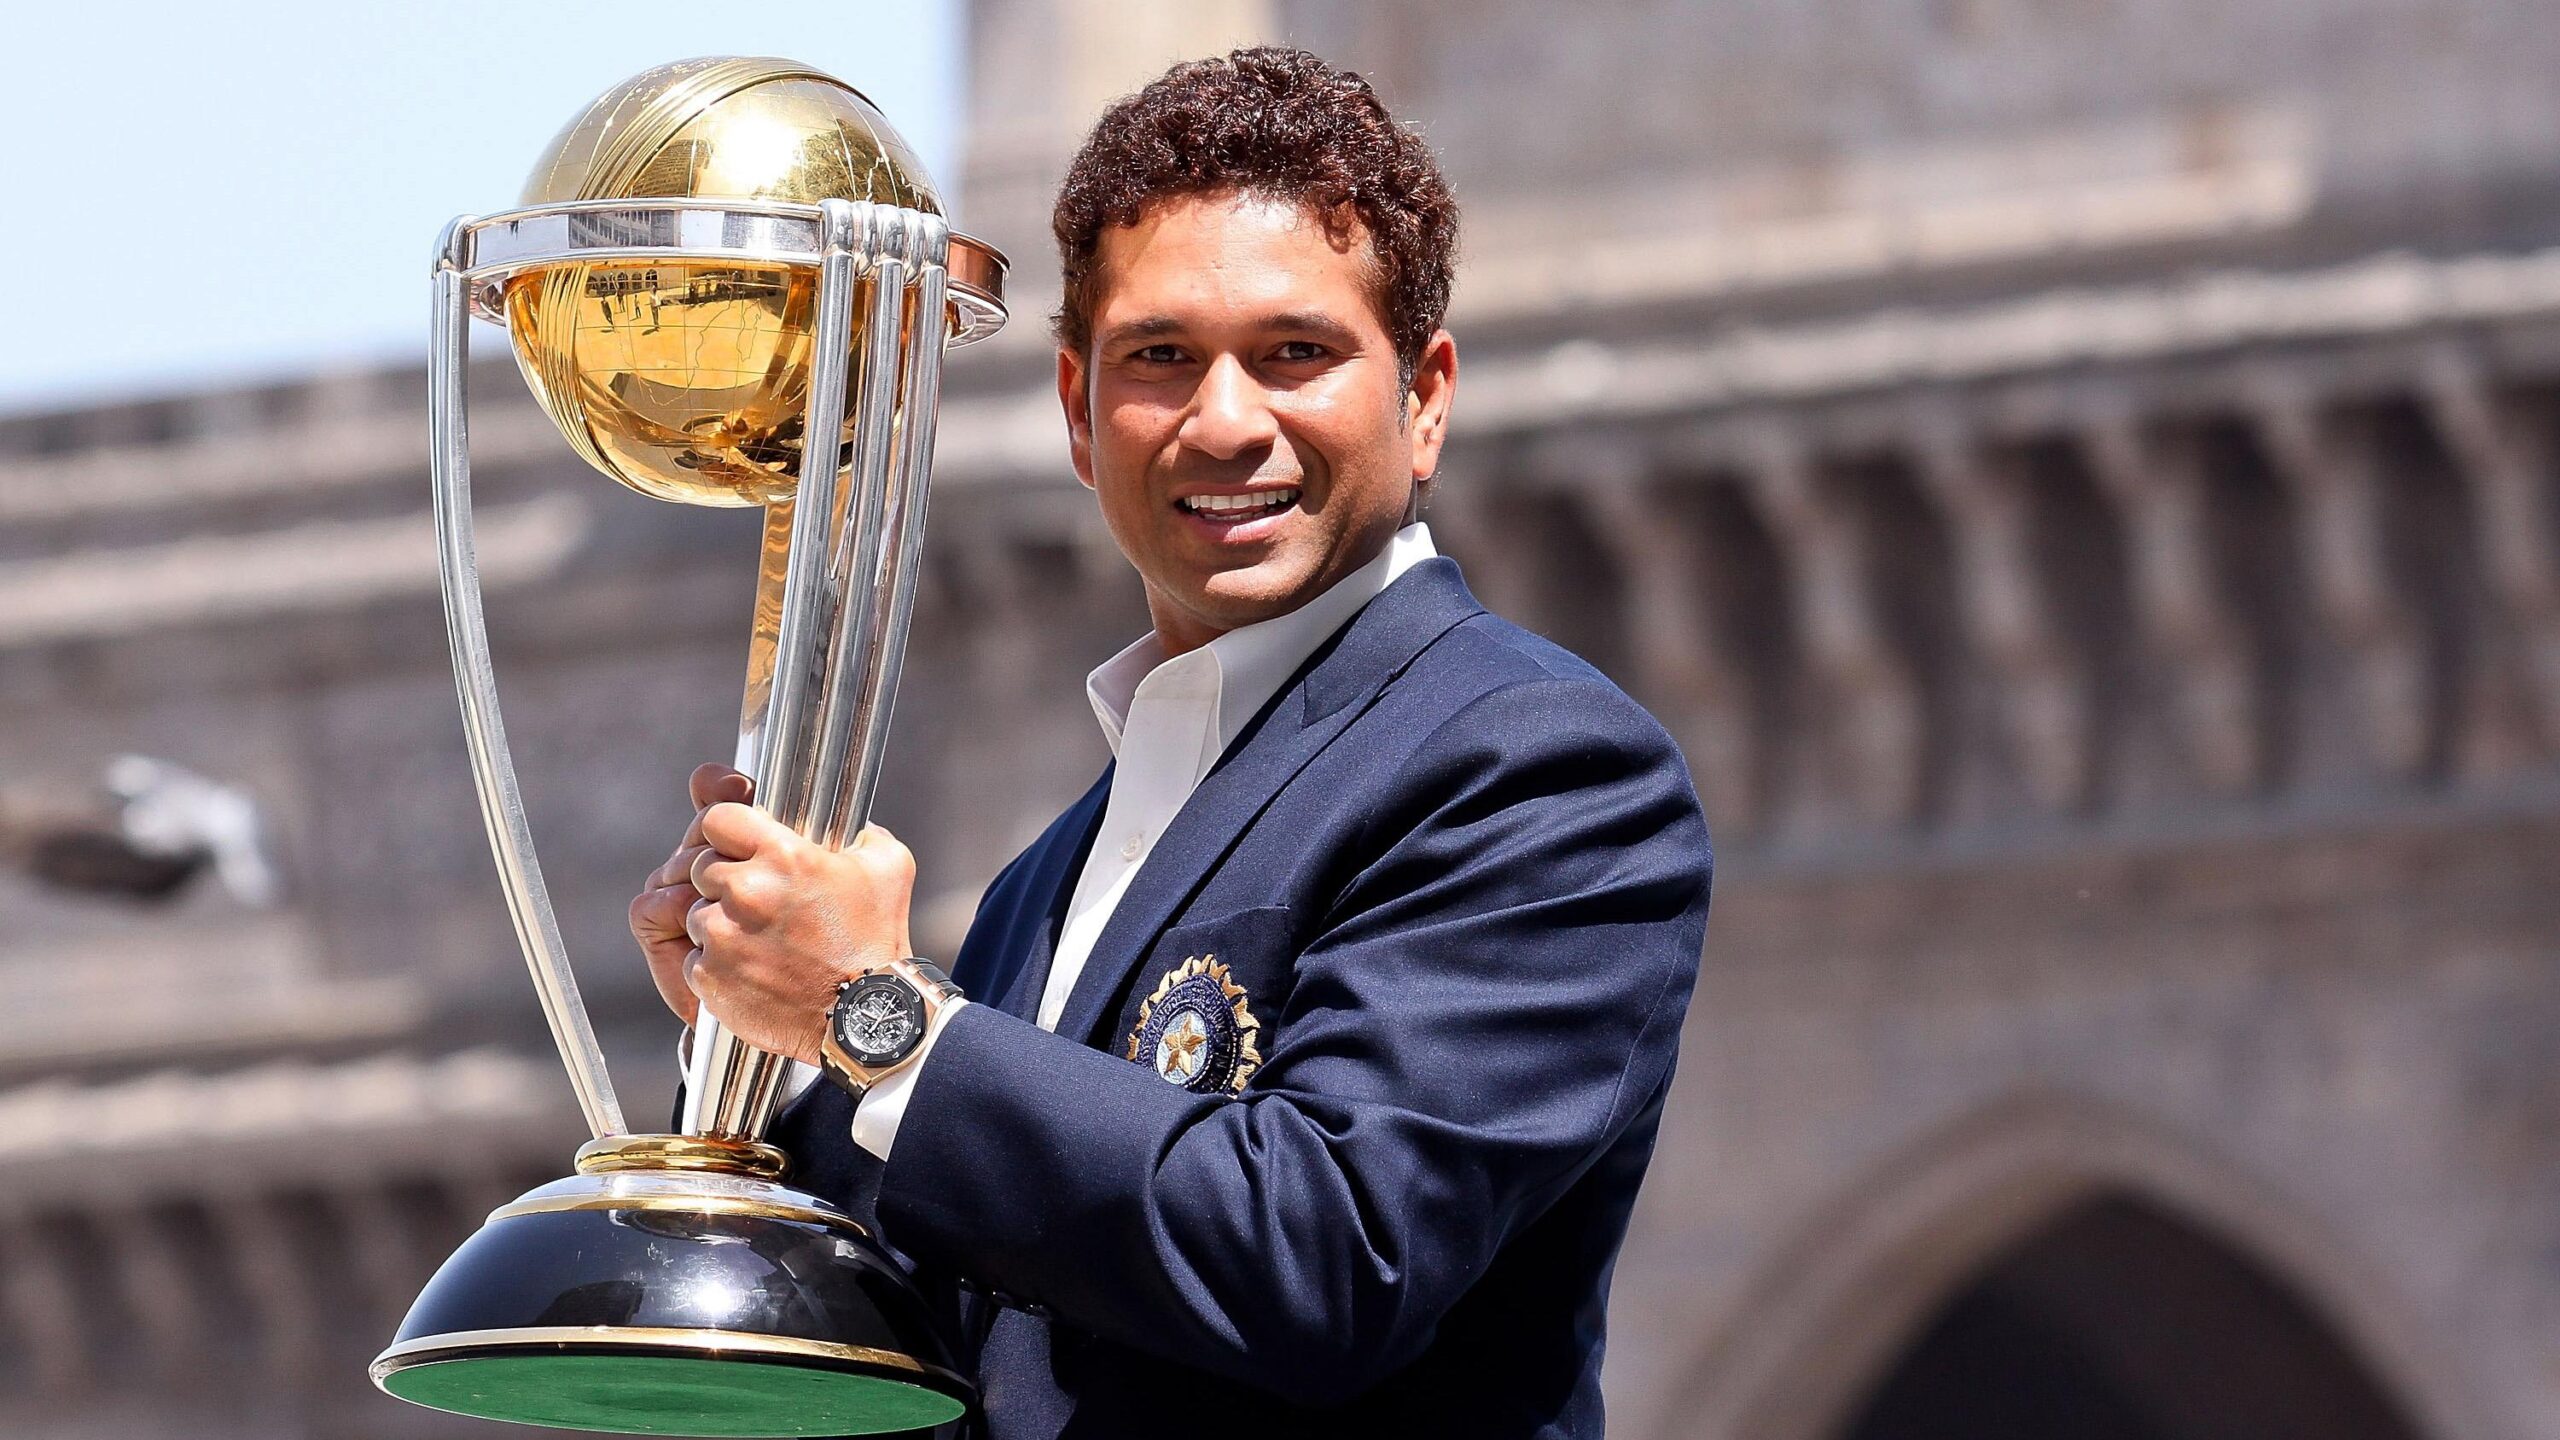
(773, 557), (1711, 1438)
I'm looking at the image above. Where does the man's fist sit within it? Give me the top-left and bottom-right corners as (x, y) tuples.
(629, 762), (753, 1029)
(685, 797), (918, 1066)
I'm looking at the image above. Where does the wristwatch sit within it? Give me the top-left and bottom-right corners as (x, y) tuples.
(818, 957), (964, 1102)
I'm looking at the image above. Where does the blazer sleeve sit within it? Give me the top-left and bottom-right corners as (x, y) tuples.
(872, 677), (1712, 1406)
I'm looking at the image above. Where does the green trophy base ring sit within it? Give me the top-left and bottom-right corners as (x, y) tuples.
(381, 1352), (965, 1436)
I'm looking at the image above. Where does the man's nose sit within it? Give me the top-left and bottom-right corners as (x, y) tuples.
(1178, 354), (1280, 460)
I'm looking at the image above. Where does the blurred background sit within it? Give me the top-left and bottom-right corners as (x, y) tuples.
(4, 1), (2556, 1437)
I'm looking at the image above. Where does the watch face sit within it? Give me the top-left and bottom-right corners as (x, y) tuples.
(834, 975), (925, 1067)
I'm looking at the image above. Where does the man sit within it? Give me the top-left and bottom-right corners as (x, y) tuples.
(630, 47), (1711, 1438)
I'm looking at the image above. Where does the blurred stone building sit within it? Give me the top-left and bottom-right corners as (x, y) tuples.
(4, 1), (2557, 1436)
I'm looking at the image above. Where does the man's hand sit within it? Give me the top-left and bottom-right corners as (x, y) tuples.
(628, 762), (754, 1029)
(685, 800), (919, 1066)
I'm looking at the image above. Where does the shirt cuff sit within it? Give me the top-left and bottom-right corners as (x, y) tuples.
(848, 996), (968, 1162)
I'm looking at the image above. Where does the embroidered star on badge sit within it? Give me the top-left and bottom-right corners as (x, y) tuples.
(1156, 1011), (1210, 1083)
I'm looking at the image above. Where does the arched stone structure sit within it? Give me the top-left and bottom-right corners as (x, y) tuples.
(1642, 1097), (2497, 1440)
(1840, 1193), (2421, 1440)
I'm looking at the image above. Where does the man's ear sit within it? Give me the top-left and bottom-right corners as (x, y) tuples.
(1056, 346), (1097, 492)
(1407, 328), (1458, 483)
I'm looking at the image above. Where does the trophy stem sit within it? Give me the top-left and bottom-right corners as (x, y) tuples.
(429, 225), (626, 1139)
(742, 226), (863, 833)
(837, 211), (953, 846)
(680, 205), (956, 1146)
(800, 207), (911, 845)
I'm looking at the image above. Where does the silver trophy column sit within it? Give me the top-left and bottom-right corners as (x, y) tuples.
(682, 198), (957, 1143)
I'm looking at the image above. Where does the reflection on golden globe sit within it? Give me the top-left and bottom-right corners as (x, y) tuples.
(504, 57), (942, 507)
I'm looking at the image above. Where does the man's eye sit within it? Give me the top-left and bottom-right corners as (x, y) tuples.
(1273, 341), (1328, 363)
(1130, 344), (1186, 364)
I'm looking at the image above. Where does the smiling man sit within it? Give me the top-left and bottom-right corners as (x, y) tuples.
(630, 47), (1713, 1439)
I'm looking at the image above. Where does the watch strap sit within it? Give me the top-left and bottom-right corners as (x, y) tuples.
(902, 956), (962, 1001)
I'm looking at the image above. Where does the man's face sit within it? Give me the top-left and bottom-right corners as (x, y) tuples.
(1057, 191), (1456, 655)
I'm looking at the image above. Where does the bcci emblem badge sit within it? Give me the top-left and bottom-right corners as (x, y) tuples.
(1126, 956), (1263, 1094)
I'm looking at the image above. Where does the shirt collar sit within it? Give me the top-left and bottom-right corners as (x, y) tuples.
(1086, 521), (1439, 755)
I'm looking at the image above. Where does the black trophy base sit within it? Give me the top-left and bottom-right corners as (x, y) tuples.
(372, 1158), (970, 1436)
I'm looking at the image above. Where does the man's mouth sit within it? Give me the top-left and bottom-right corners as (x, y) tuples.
(1176, 487), (1300, 521)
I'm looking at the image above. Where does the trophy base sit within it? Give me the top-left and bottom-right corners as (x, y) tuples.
(372, 1147), (970, 1436)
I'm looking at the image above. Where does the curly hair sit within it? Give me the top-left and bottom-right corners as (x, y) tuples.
(1050, 47), (1459, 384)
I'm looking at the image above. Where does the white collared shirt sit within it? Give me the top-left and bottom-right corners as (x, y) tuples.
(842, 522), (1439, 1159)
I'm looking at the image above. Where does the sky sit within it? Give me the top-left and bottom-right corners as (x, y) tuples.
(2, 2), (961, 415)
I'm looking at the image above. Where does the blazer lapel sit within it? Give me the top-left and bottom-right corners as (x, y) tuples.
(1051, 559), (1485, 1045)
(988, 766), (1112, 1022)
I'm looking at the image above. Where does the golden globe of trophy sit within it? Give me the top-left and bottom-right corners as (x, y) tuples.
(369, 58), (1005, 1435)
